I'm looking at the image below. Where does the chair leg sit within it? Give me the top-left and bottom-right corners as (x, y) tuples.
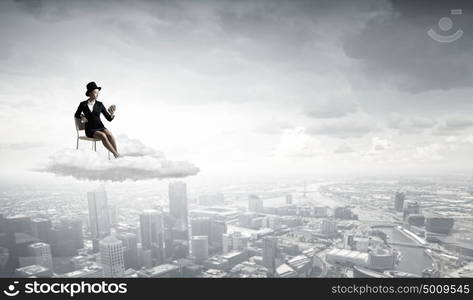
(76, 138), (79, 150)
(94, 141), (97, 152)
(108, 150), (111, 160)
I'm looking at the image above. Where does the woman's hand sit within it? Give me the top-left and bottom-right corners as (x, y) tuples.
(108, 105), (116, 115)
(80, 114), (88, 123)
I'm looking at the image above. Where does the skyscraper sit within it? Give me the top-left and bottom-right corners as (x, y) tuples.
(60, 217), (84, 250)
(209, 220), (227, 250)
(108, 205), (118, 228)
(169, 181), (188, 232)
(248, 195), (263, 212)
(168, 181), (189, 257)
(191, 217), (211, 237)
(88, 189), (111, 252)
(222, 232), (248, 254)
(286, 194), (293, 205)
(191, 236), (208, 262)
(3, 215), (32, 274)
(263, 236), (278, 276)
(31, 218), (52, 243)
(321, 219), (337, 237)
(27, 242), (53, 270)
(403, 201), (420, 219)
(49, 218), (83, 257)
(116, 232), (139, 270)
(139, 210), (164, 266)
(5, 215), (32, 234)
(394, 191), (405, 212)
(99, 235), (125, 277)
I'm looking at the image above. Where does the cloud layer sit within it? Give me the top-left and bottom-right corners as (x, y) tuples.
(37, 134), (199, 181)
(344, 0), (473, 92)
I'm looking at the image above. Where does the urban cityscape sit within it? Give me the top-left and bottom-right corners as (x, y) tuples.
(1, 0), (473, 284)
(1, 176), (472, 278)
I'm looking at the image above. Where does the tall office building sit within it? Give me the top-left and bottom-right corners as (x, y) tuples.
(286, 194), (293, 205)
(321, 219), (338, 237)
(191, 217), (211, 237)
(5, 215), (32, 234)
(222, 232), (248, 254)
(31, 218), (52, 243)
(209, 220), (227, 250)
(88, 189), (111, 252)
(163, 213), (174, 259)
(169, 181), (188, 231)
(191, 236), (209, 262)
(139, 210), (164, 266)
(425, 217), (455, 234)
(27, 242), (53, 270)
(394, 192), (405, 212)
(248, 195), (263, 212)
(2, 215), (32, 275)
(334, 206), (357, 220)
(60, 217), (84, 250)
(99, 235), (125, 277)
(49, 218), (83, 257)
(232, 231), (248, 251)
(169, 181), (189, 257)
(263, 236), (278, 276)
(403, 201), (420, 219)
(108, 205), (118, 228)
(116, 232), (139, 270)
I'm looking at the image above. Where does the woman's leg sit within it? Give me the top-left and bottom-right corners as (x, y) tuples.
(93, 131), (119, 158)
(103, 129), (118, 154)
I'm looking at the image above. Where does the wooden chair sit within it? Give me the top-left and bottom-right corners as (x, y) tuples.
(75, 117), (110, 160)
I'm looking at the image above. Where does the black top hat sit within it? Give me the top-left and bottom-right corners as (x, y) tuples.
(85, 81), (102, 96)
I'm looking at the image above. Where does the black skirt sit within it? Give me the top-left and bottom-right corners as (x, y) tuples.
(85, 127), (106, 138)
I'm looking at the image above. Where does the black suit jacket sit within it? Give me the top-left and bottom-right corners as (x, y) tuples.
(74, 100), (114, 131)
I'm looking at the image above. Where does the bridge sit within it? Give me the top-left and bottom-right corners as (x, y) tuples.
(388, 242), (442, 252)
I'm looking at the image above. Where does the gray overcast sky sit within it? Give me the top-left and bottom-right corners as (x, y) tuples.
(1, 0), (473, 184)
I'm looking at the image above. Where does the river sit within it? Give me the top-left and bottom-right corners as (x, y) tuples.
(380, 227), (434, 276)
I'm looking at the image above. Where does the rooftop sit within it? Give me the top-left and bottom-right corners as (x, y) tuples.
(16, 264), (49, 275)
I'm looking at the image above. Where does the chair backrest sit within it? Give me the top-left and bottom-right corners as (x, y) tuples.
(75, 117), (85, 131)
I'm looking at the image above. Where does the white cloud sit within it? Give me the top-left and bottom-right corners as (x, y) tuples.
(388, 113), (435, 133)
(36, 135), (199, 181)
(273, 127), (324, 158)
(304, 95), (359, 119)
(445, 136), (457, 143)
(413, 144), (446, 161)
(307, 112), (377, 138)
(463, 134), (473, 144)
(370, 137), (391, 152)
(434, 115), (473, 135)
(333, 143), (355, 154)
(363, 136), (392, 159)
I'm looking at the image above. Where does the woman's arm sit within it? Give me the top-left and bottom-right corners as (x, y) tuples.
(74, 102), (83, 119)
(101, 102), (115, 121)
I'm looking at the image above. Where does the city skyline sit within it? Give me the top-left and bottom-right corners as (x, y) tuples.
(1, 177), (472, 278)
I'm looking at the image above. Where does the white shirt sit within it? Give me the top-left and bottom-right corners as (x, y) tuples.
(87, 100), (95, 112)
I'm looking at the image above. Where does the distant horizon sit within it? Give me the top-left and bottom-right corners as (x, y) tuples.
(2, 168), (473, 190)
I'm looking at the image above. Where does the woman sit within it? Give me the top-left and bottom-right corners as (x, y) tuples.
(74, 81), (120, 158)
